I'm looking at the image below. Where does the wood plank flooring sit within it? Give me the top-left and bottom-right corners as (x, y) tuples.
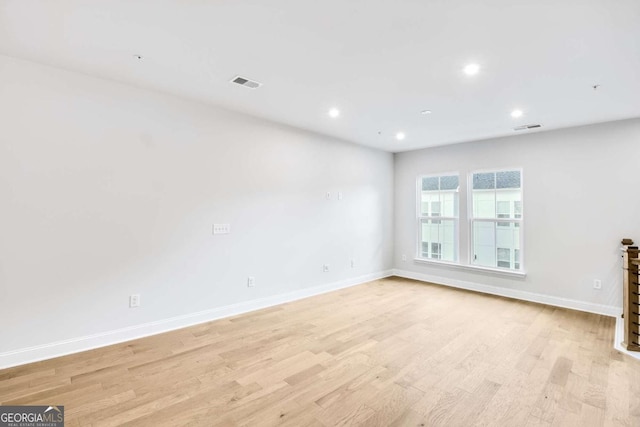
(2, 277), (640, 426)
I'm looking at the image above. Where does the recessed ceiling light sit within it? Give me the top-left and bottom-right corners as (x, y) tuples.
(133, 54), (143, 60)
(328, 108), (340, 118)
(421, 110), (432, 115)
(511, 109), (523, 118)
(395, 132), (406, 141)
(463, 63), (480, 76)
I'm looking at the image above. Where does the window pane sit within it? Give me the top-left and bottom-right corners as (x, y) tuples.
(440, 193), (453, 217)
(422, 177), (439, 191)
(419, 175), (459, 218)
(472, 221), (495, 266)
(473, 220), (521, 269)
(473, 190), (496, 218)
(440, 175), (459, 190)
(421, 241), (429, 257)
(421, 219), (457, 262)
(418, 174), (460, 262)
(496, 189), (520, 212)
(497, 223), (519, 262)
(497, 248), (510, 268)
(496, 201), (510, 216)
(430, 201), (441, 224)
(496, 170), (521, 189)
(431, 201), (441, 216)
(431, 243), (442, 260)
(473, 172), (495, 190)
(496, 200), (510, 226)
(420, 192), (438, 216)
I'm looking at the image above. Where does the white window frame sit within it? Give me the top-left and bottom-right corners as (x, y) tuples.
(413, 168), (526, 278)
(415, 172), (460, 264)
(467, 168), (524, 273)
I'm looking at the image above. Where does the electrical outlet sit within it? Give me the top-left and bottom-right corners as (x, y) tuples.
(129, 294), (141, 308)
(593, 279), (602, 290)
(323, 264), (330, 272)
(213, 223), (231, 234)
(350, 259), (355, 268)
(325, 192), (331, 200)
(247, 276), (255, 287)
(338, 192), (343, 200)
(402, 254), (407, 262)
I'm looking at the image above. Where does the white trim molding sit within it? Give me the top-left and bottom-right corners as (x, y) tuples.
(614, 315), (640, 361)
(0, 270), (393, 370)
(393, 268), (621, 317)
(413, 257), (527, 278)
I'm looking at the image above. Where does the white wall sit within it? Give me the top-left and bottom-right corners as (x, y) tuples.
(0, 55), (394, 361)
(395, 118), (640, 313)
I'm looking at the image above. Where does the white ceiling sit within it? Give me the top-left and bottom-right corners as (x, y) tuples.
(1, 0), (639, 152)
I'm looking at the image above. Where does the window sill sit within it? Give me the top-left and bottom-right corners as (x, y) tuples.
(413, 257), (527, 279)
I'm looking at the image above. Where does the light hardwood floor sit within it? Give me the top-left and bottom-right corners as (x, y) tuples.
(1, 277), (640, 426)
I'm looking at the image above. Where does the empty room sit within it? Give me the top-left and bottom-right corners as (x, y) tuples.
(1, 1), (640, 426)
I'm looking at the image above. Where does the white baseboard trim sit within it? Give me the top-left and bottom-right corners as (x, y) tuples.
(0, 270), (393, 370)
(614, 315), (640, 361)
(392, 269), (621, 318)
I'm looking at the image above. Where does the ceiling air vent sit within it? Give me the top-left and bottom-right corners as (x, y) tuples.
(230, 75), (262, 89)
(514, 124), (542, 131)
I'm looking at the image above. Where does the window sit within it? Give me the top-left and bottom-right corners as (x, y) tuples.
(470, 170), (522, 271)
(415, 169), (524, 274)
(417, 174), (459, 262)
